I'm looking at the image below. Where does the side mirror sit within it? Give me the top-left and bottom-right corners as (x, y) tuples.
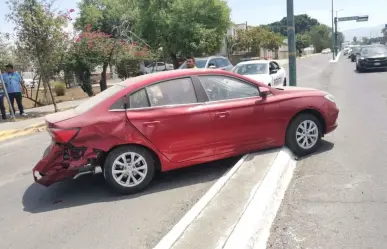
(259, 86), (271, 97)
(270, 69), (277, 74)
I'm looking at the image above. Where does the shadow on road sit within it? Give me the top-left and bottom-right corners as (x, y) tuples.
(353, 69), (387, 74)
(295, 140), (335, 161)
(22, 156), (241, 214)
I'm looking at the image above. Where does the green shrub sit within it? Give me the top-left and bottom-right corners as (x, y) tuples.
(53, 82), (66, 96)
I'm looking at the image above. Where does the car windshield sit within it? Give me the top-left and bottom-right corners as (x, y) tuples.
(361, 46), (387, 56)
(352, 47), (361, 53)
(233, 63), (268, 75)
(179, 59), (208, 69)
(74, 84), (125, 114)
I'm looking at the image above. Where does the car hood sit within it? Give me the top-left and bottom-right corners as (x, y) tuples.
(243, 74), (271, 85)
(362, 54), (387, 59)
(274, 86), (326, 96)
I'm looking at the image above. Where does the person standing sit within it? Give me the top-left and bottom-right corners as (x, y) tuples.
(0, 81), (6, 120)
(2, 64), (27, 116)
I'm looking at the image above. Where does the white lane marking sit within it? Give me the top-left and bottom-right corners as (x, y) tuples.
(153, 154), (250, 249)
(222, 148), (297, 249)
(330, 51), (342, 63)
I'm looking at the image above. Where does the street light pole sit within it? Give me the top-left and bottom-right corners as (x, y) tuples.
(331, 0), (335, 59)
(287, 0), (297, 86)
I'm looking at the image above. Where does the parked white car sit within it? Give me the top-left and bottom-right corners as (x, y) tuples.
(23, 78), (36, 88)
(145, 62), (174, 74)
(231, 60), (287, 87)
(321, 48), (331, 54)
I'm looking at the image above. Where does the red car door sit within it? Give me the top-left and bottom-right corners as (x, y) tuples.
(197, 75), (270, 155)
(126, 77), (215, 163)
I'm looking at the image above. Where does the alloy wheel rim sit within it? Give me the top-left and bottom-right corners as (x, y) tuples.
(296, 120), (319, 150)
(112, 152), (148, 187)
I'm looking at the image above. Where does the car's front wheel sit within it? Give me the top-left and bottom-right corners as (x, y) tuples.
(286, 113), (322, 157)
(104, 146), (156, 194)
(356, 64), (363, 73)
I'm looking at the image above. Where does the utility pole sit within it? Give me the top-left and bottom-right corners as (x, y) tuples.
(287, 0), (297, 86)
(331, 0), (335, 59)
(334, 17), (338, 56)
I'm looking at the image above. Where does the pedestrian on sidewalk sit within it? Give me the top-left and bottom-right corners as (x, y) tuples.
(0, 82), (6, 120)
(186, 57), (197, 69)
(2, 64), (27, 117)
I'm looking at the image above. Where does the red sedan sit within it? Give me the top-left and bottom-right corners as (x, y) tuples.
(33, 69), (338, 194)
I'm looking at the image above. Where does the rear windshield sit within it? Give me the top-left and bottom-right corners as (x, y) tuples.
(74, 84), (125, 114)
(179, 59), (208, 69)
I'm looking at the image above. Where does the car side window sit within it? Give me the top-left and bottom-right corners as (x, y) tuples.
(199, 76), (260, 102)
(272, 61), (280, 69)
(130, 88), (150, 109)
(156, 62), (165, 67)
(224, 58), (233, 66)
(207, 59), (217, 68)
(145, 78), (198, 107)
(215, 58), (227, 67)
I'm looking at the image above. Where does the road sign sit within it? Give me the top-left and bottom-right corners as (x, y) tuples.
(338, 16), (358, 22)
(337, 15), (369, 22)
(356, 15), (369, 22)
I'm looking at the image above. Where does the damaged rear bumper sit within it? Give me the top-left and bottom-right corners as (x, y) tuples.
(33, 142), (102, 187)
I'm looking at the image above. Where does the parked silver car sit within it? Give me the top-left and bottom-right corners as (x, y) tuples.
(178, 56), (234, 71)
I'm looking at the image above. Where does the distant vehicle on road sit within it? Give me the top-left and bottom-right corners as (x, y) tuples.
(231, 60), (287, 87)
(321, 48), (331, 54)
(179, 56), (233, 71)
(33, 69), (339, 194)
(145, 62), (174, 74)
(23, 78), (35, 88)
(356, 45), (387, 72)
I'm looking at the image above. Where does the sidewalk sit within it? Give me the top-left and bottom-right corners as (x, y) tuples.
(0, 98), (86, 132)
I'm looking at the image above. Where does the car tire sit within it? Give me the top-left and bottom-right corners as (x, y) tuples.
(283, 78), (287, 86)
(356, 65), (363, 73)
(103, 145), (156, 194)
(285, 113), (322, 157)
(268, 83), (272, 87)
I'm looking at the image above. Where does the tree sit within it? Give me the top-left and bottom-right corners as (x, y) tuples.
(6, 0), (72, 112)
(0, 33), (14, 71)
(382, 26), (387, 45)
(296, 33), (311, 55)
(309, 25), (331, 53)
(361, 36), (370, 45)
(136, 0), (231, 68)
(337, 32), (345, 49)
(267, 14), (319, 37)
(353, 36), (358, 44)
(75, 0), (138, 91)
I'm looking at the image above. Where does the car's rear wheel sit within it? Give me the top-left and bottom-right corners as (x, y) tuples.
(104, 146), (155, 194)
(286, 113), (322, 157)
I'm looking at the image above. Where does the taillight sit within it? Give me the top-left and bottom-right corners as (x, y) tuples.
(48, 128), (80, 143)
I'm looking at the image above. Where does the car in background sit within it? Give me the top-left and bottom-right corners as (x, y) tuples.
(23, 78), (36, 88)
(33, 69), (339, 194)
(178, 56), (233, 71)
(231, 60), (287, 87)
(145, 61), (174, 74)
(356, 45), (387, 72)
(322, 48), (331, 54)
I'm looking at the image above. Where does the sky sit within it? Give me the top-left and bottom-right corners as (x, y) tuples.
(0, 0), (386, 35)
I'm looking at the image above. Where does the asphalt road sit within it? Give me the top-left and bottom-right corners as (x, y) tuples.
(268, 55), (387, 248)
(0, 131), (240, 249)
(0, 54), (332, 249)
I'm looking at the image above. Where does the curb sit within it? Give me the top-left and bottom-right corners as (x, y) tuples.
(154, 148), (297, 249)
(223, 148), (296, 249)
(0, 122), (46, 142)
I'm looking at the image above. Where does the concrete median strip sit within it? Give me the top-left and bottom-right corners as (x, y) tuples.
(0, 122), (46, 142)
(154, 148), (297, 249)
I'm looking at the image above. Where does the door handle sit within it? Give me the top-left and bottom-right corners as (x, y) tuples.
(143, 121), (160, 126)
(215, 112), (229, 119)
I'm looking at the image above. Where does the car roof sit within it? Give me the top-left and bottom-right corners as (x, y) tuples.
(117, 69), (236, 90)
(236, 60), (270, 65)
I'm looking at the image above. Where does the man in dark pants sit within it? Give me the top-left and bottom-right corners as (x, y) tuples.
(2, 64), (27, 116)
(0, 82), (6, 120)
